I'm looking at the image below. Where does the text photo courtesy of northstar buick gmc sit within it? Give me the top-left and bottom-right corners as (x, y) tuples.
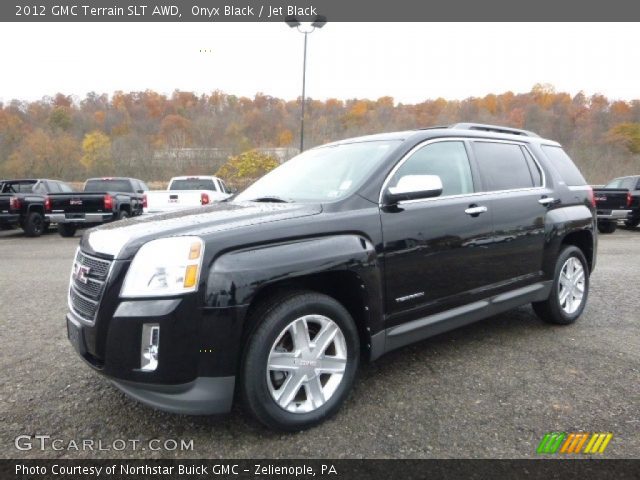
(64, 123), (596, 431)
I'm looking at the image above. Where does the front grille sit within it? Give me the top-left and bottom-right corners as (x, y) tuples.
(69, 249), (113, 324)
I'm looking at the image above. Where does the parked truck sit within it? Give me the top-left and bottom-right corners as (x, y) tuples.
(143, 176), (232, 214)
(47, 177), (147, 237)
(0, 179), (74, 237)
(593, 175), (640, 233)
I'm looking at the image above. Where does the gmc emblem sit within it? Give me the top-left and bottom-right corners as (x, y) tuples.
(72, 262), (90, 284)
(70, 199), (83, 205)
(595, 195), (606, 202)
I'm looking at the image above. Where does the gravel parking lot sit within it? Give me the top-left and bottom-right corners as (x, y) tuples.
(1, 227), (638, 459)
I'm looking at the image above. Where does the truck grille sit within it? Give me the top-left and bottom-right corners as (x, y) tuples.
(68, 249), (113, 324)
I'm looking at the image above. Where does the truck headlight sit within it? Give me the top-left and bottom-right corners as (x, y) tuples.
(120, 237), (204, 297)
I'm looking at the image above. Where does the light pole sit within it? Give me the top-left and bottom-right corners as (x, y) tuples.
(286, 15), (326, 152)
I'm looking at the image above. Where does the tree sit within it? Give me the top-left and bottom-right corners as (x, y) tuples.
(607, 123), (640, 154)
(216, 150), (279, 189)
(81, 130), (113, 174)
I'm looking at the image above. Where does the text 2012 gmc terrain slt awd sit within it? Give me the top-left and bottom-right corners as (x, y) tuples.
(65, 124), (597, 431)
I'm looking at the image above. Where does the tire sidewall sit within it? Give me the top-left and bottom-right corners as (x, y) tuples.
(243, 293), (360, 431)
(25, 212), (43, 237)
(550, 246), (589, 324)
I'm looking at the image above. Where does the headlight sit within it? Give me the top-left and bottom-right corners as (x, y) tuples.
(120, 236), (204, 298)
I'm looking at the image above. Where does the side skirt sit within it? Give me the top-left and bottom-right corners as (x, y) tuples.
(370, 281), (552, 360)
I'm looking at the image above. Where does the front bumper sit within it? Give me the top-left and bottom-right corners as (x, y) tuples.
(47, 213), (113, 224)
(111, 376), (235, 415)
(596, 209), (631, 220)
(66, 292), (248, 415)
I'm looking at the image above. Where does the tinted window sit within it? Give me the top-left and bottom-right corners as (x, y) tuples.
(45, 181), (61, 193)
(33, 182), (47, 194)
(473, 142), (535, 191)
(59, 182), (73, 193)
(521, 147), (543, 187)
(1, 181), (36, 193)
(389, 141), (474, 197)
(84, 179), (134, 193)
(170, 179), (217, 191)
(541, 146), (586, 186)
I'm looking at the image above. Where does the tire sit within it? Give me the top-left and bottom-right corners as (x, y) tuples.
(58, 223), (77, 238)
(118, 210), (129, 220)
(532, 245), (589, 325)
(241, 291), (360, 431)
(597, 221), (617, 234)
(23, 211), (45, 237)
(624, 218), (640, 229)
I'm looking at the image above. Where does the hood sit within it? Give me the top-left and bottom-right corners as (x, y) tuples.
(82, 201), (322, 259)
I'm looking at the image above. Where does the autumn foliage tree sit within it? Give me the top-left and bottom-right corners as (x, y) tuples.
(0, 86), (639, 184)
(216, 150), (280, 189)
(81, 130), (113, 175)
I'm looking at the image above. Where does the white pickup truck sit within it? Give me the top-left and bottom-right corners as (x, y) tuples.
(143, 176), (232, 214)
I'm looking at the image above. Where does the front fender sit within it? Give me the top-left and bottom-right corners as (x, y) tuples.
(204, 234), (383, 330)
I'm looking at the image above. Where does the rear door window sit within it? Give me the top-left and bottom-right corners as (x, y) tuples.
(473, 142), (536, 191)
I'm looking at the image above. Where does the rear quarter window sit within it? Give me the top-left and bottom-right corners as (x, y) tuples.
(540, 146), (586, 186)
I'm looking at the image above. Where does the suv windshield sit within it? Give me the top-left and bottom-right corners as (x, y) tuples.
(170, 179), (217, 191)
(236, 140), (400, 203)
(84, 179), (133, 193)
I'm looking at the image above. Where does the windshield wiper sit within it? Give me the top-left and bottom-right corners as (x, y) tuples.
(248, 196), (291, 203)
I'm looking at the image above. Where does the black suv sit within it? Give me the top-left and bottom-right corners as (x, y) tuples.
(65, 124), (596, 431)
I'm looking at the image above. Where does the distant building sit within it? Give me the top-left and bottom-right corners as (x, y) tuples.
(152, 147), (299, 171)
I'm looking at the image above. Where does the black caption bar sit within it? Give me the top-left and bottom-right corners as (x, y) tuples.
(3, 0), (640, 21)
(2, 459), (640, 480)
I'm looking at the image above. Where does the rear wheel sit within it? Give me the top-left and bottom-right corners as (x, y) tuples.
(24, 212), (45, 237)
(597, 221), (617, 234)
(241, 291), (359, 431)
(118, 210), (129, 220)
(532, 245), (589, 325)
(58, 223), (77, 238)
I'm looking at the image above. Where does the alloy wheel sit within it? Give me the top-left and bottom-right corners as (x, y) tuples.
(266, 315), (347, 413)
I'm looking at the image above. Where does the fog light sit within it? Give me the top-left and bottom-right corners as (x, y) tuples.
(140, 324), (160, 371)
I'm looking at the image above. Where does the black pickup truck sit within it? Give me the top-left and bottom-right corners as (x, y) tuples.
(65, 123), (596, 431)
(593, 175), (640, 233)
(0, 179), (74, 236)
(48, 177), (148, 237)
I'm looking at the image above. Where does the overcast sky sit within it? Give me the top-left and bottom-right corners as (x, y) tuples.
(1, 22), (639, 104)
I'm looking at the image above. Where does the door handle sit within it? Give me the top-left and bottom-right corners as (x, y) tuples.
(538, 197), (555, 206)
(464, 205), (488, 216)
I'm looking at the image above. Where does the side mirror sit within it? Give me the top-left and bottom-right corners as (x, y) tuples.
(384, 175), (443, 205)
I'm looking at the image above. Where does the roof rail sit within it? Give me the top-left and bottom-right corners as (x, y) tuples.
(450, 123), (540, 138)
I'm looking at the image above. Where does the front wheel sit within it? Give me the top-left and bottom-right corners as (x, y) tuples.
(241, 291), (360, 431)
(597, 221), (617, 234)
(532, 245), (589, 325)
